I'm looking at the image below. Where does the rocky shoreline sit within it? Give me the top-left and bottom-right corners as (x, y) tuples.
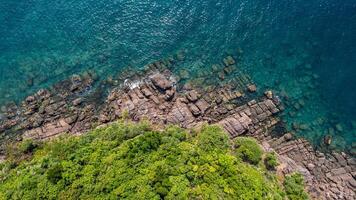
(0, 58), (355, 200)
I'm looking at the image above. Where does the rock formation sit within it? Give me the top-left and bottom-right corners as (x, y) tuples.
(0, 62), (355, 200)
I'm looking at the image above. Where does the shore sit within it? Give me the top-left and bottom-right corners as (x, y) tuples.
(0, 58), (355, 200)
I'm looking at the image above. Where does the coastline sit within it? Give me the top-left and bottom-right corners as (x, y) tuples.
(0, 58), (355, 199)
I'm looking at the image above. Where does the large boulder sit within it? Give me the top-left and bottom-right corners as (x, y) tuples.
(150, 74), (172, 91)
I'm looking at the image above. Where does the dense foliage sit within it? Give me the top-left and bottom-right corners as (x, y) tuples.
(0, 121), (308, 200)
(234, 137), (263, 165)
(265, 152), (279, 170)
(284, 173), (309, 200)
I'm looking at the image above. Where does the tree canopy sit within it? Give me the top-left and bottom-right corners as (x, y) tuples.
(0, 121), (308, 200)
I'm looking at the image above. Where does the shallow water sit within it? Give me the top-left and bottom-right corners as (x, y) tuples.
(0, 0), (355, 152)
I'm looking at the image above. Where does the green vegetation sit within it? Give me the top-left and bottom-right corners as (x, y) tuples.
(234, 137), (263, 165)
(0, 121), (307, 200)
(265, 152), (278, 170)
(284, 173), (309, 200)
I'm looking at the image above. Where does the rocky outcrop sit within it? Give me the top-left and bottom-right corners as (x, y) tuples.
(0, 67), (355, 200)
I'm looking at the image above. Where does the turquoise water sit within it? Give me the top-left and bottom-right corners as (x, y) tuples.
(0, 1), (355, 152)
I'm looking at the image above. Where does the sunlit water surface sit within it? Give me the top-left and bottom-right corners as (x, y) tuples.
(0, 0), (355, 152)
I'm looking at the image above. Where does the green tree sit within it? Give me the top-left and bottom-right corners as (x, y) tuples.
(234, 137), (263, 165)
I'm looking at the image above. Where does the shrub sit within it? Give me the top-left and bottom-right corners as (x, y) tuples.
(0, 122), (297, 199)
(19, 139), (39, 154)
(265, 152), (278, 170)
(284, 173), (309, 200)
(46, 163), (63, 184)
(196, 125), (230, 152)
(234, 137), (263, 165)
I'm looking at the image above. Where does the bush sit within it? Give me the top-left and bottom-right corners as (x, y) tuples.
(19, 139), (39, 154)
(0, 122), (296, 199)
(197, 125), (230, 152)
(46, 163), (63, 184)
(234, 137), (263, 165)
(284, 173), (309, 200)
(265, 152), (278, 170)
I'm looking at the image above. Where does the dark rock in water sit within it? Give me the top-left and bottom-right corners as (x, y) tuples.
(26, 77), (34, 87)
(324, 135), (332, 145)
(150, 74), (172, 91)
(218, 72), (225, 80)
(223, 65), (235, 74)
(223, 56), (235, 66)
(335, 123), (343, 132)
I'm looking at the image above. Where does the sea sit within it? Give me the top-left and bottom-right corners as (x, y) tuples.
(0, 0), (355, 153)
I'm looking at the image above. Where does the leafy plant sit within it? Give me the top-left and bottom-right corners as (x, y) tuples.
(284, 173), (309, 200)
(0, 121), (297, 199)
(265, 152), (278, 170)
(234, 137), (263, 165)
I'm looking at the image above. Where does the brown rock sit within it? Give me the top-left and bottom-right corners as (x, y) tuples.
(307, 163), (315, 171)
(141, 87), (153, 97)
(324, 135), (332, 145)
(195, 99), (210, 114)
(186, 90), (199, 102)
(73, 98), (83, 106)
(150, 74), (172, 90)
(235, 91), (243, 98)
(165, 89), (175, 101)
(25, 95), (35, 103)
(247, 84), (257, 92)
(264, 90), (273, 99)
(189, 104), (201, 116)
(99, 114), (109, 123)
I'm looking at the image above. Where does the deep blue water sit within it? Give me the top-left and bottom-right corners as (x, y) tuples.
(0, 0), (355, 152)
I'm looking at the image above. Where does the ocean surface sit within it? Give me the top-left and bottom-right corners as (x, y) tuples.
(0, 0), (355, 152)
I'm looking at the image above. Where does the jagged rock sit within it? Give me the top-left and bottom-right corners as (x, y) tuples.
(189, 104), (201, 116)
(186, 90), (199, 102)
(223, 56), (235, 66)
(25, 95), (35, 103)
(150, 74), (172, 91)
(0, 69), (354, 200)
(218, 72), (225, 80)
(265, 90), (273, 99)
(99, 114), (110, 123)
(307, 163), (315, 171)
(247, 84), (257, 92)
(73, 98), (83, 106)
(324, 135), (332, 145)
(195, 99), (209, 114)
(141, 87), (153, 97)
(165, 89), (175, 101)
(223, 65), (235, 74)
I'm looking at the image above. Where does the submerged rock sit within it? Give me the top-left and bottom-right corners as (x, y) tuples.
(335, 123), (343, 132)
(324, 135), (332, 145)
(223, 56), (235, 66)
